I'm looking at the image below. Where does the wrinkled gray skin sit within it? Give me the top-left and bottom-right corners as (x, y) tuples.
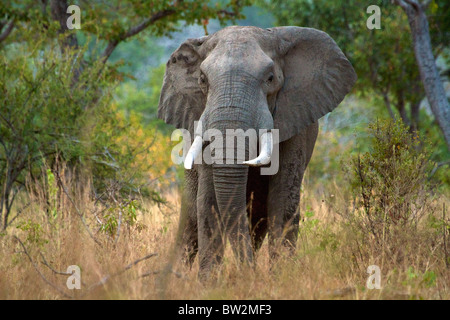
(158, 26), (356, 278)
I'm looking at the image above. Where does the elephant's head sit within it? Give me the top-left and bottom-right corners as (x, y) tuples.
(158, 26), (356, 258)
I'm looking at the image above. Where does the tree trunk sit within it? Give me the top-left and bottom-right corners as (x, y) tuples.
(50, 0), (79, 52)
(396, 0), (450, 150)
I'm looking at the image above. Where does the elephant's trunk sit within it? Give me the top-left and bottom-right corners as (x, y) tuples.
(212, 164), (253, 263)
(207, 108), (254, 263)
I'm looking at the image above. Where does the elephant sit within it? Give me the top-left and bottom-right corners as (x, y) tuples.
(157, 26), (356, 278)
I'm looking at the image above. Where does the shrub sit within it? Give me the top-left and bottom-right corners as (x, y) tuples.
(342, 119), (435, 242)
(0, 37), (172, 231)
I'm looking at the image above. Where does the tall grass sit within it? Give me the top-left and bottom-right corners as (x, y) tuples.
(0, 164), (448, 300)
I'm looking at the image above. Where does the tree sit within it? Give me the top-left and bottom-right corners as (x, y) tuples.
(0, 0), (250, 230)
(1, 0), (249, 59)
(0, 44), (107, 230)
(259, 0), (449, 147)
(393, 0), (450, 150)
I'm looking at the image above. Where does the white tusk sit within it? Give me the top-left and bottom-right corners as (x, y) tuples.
(184, 136), (203, 169)
(243, 131), (273, 166)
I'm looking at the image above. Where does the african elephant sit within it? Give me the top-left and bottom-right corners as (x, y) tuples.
(158, 26), (356, 278)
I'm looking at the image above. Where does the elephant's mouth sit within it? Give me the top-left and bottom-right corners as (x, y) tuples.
(184, 131), (274, 169)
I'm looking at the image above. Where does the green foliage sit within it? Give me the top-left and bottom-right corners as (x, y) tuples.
(0, 0), (251, 229)
(46, 168), (58, 220)
(306, 96), (377, 192)
(99, 199), (144, 237)
(0, 36), (112, 227)
(114, 63), (166, 123)
(108, 37), (165, 78)
(100, 210), (118, 237)
(1, 0), (250, 46)
(298, 204), (339, 256)
(1, 42), (92, 163)
(16, 220), (48, 247)
(343, 119), (434, 235)
(0, 33), (174, 229)
(259, 0), (450, 165)
(89, 105), (176, 196)
(403, 267), (437, 288)
(262, 1), (420, 106)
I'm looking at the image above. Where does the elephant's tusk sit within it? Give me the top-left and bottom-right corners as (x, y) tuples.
(184, 135), (203, 169)
(243, 131), (272, 166)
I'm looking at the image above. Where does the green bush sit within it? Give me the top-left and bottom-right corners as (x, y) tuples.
(343, 119), (435, 238)
(0, 36), (169, 230)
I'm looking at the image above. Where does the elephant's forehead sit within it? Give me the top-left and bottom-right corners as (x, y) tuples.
(214, 26), (269, 39)
(202, 43), (272, 79)
(201, 27), (278, 78)
(207, 26), (279, 54)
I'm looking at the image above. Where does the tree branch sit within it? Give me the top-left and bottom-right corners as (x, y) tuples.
(40, 253), (73, 276)
(217, 9), (240, 17)
(429, 160), (450, 178)
(14, 236), (74, 299)
(54, 170), (102, 246)
(101, 9), (176, 62)
(421, 0), (432, 9)
(403, 0), (421, 10)
(82, 253), (158, 295)
(50, 0), (79, 51)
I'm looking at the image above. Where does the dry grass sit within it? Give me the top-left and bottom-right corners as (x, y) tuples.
(0, 174), (449, 300)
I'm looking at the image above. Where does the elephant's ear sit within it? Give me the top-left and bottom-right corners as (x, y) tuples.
(271, 27), (357, 142)
(158, 36), (209, 136)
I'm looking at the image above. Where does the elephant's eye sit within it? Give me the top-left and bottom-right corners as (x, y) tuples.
(199, 73), (207, 84)
(267, 74), (274, 83)
(199, 72), (208, 93)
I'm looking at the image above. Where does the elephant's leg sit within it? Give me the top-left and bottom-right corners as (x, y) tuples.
(177, 168), (198, 267)
(267, 124), (318, 260)
(196, 165), (223, 280)
(267, 163), (302, 259)
(247, 167), (269, 253)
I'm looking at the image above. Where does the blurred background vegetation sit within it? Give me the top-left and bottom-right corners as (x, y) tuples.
(0, 0), (449, 231)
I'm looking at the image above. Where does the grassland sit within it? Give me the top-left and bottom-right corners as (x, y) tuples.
(1, 172), (448, 300)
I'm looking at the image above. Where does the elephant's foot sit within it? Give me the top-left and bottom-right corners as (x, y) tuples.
(179, 242), (198, 269)
(198, 250), (223, 283)
(268, 230), (299, 268)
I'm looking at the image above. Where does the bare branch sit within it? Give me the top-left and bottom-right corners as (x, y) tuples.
(40, 253), (88, 287)
(403, 0), (421, 10)
(5, 202), (31, 228)
(217, 9), (239, 17)
(429, 160), (450, 178)
(381, 88), (396, 120)
(81, 253), (158, 295)
(394, 0), (410, 10)
(141, 269), (183, 279)
(395, 0), (422, 12)
(422, 0), (432, 9)
(54, 170), (103, 246)
(41, 254), (79, 284)
(14, 236), (73, 299)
